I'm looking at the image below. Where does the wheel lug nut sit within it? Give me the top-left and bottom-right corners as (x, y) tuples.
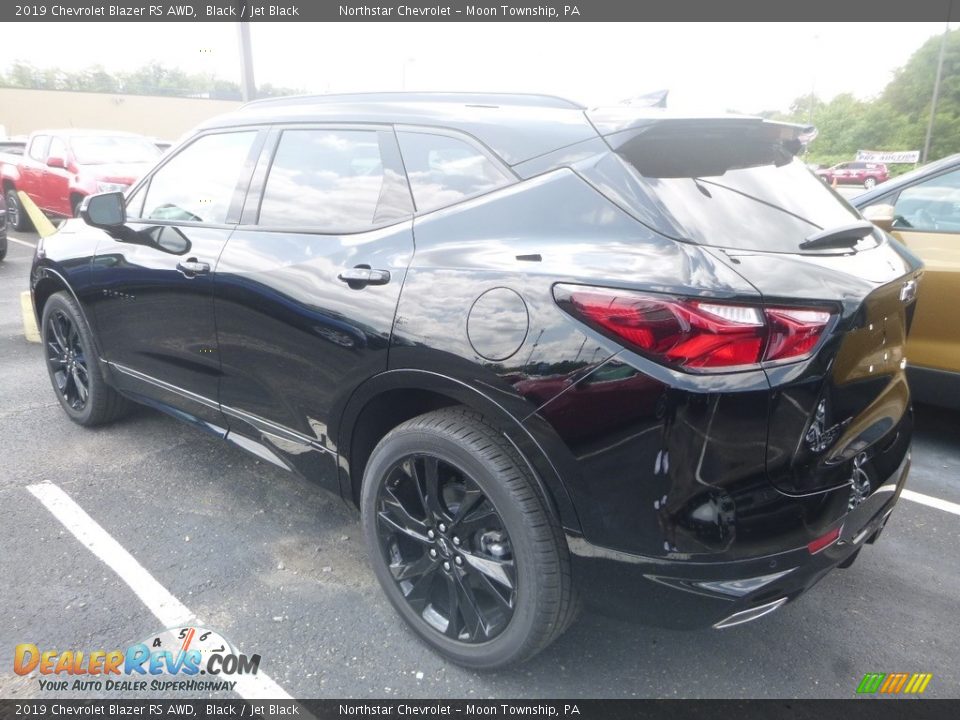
(443, 561), (451, 571)
(439, 523), (446, 533)
(454, 556), (463, 566)
(429, 549), (437, 558)
(453, 536), (460, 546)
(427, 529), (435, 539)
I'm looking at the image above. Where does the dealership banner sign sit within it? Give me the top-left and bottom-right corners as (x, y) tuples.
(856, 150), (921, 164)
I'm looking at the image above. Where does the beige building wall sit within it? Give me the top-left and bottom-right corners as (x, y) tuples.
(0, 88), (242, 140)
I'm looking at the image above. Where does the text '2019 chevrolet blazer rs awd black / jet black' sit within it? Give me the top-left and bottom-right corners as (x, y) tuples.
(31, 93), (922, 669)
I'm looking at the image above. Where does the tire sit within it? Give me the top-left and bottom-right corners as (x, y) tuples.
(0, 234), (7, 261)
(361, 407), (578, 669)
(863, 177), (877, 190)
(41, 291), (132, 426)
(72, 197), (84, 218)
(5, 187), (33, 232)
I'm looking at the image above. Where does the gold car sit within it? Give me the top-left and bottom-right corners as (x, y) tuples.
(855, 155), (960, 407)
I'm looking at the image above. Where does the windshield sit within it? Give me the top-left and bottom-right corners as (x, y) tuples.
(70, 136), (160, 165)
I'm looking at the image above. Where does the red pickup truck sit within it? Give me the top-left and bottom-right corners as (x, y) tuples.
(1, 129), (159, 230)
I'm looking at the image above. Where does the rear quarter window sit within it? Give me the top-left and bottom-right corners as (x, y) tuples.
(397, 131), (512, 213)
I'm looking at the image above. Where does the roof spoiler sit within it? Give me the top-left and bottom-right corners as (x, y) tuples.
(588, 109), (814, 157)
(587, 109), (815, 177)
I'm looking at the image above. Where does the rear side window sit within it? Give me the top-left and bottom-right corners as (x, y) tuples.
(258, 129), (412, 231)
(397, 131), (512, 213)
(138, 131), (257, 224)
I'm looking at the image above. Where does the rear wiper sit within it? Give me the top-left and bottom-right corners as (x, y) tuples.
(799, 221), (875, 251)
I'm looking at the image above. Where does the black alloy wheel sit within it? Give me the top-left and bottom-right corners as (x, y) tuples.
(41, 291), (131, 426)
(375, 453), (517, 643)
(361, 408), (577, 669)
(45, 307), (90, 412)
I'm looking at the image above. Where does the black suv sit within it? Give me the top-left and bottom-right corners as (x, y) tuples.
(32, 93), (920, 668)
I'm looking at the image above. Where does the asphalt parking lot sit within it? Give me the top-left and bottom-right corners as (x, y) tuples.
(1, 228), (958, 699)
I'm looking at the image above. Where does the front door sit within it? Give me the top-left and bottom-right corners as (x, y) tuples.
(89, 129), (263, 431)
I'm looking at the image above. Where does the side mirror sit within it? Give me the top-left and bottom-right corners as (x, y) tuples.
(862, 203), (896, 232)
(80, 192), (126, 229)
(46, 155), (67, 170)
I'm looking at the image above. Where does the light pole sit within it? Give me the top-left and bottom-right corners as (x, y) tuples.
(808, 33), (821, 126)
(236, 20), (256, 102)
(922, 22), (950, 163)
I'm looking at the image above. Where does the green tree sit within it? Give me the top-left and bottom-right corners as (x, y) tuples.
(0, 61), (300, 100)
(882, 28), (960, 159)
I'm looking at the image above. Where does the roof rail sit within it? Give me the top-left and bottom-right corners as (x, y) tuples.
(241, 91), (586, 111)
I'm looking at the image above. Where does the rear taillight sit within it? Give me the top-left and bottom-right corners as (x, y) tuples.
(554, 284), (833, 373)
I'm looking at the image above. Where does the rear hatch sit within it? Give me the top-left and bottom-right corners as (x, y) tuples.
(580, 111), (922, 496)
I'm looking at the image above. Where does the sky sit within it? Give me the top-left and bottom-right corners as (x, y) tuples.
(3, 22), (953, 114)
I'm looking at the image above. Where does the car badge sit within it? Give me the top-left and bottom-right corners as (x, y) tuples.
(847, 453), (872, 511)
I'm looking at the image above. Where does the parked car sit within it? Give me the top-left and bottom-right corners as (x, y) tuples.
(2, 129), (159, 230)
(816, 160), (889, 189)
(854, 153), (960, 408)
(31, 93), (920, 668)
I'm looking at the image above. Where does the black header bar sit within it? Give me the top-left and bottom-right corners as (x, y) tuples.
(2, 0), (959, 22)
(0, 699), (958, 720)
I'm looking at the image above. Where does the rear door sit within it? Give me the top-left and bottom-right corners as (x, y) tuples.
(21, 135), (49, 207)
(214, 124), (415, 491)
(89, 128), (264, 431)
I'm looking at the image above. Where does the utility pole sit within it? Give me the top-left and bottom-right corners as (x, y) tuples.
(922, 21), (950, 163)
(236, 17), (256, 102)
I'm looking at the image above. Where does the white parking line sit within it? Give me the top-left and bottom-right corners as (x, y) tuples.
(902, 488), (960, 517)
(27, 482), (294, 701)
(6, 236), (37, 249)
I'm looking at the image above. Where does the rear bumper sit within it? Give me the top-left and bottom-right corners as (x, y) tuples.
(568, 450), (910, 630)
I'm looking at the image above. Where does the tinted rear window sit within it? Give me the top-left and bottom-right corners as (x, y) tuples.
(590, 152), (862, 253)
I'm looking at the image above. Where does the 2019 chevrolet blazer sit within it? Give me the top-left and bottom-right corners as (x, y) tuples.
(31, 93), (921, 669)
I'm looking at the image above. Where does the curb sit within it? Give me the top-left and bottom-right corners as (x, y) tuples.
(21, 290), (40, 343)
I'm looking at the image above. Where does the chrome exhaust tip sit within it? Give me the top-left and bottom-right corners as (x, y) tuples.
(713, 597), (788, 629)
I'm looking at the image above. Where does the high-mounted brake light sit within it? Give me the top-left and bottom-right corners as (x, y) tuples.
(553, 285), (833, 372)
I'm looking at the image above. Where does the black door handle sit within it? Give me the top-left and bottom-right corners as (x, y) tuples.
(338, 267), (391, 288)
(177, 259), (210, 276)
